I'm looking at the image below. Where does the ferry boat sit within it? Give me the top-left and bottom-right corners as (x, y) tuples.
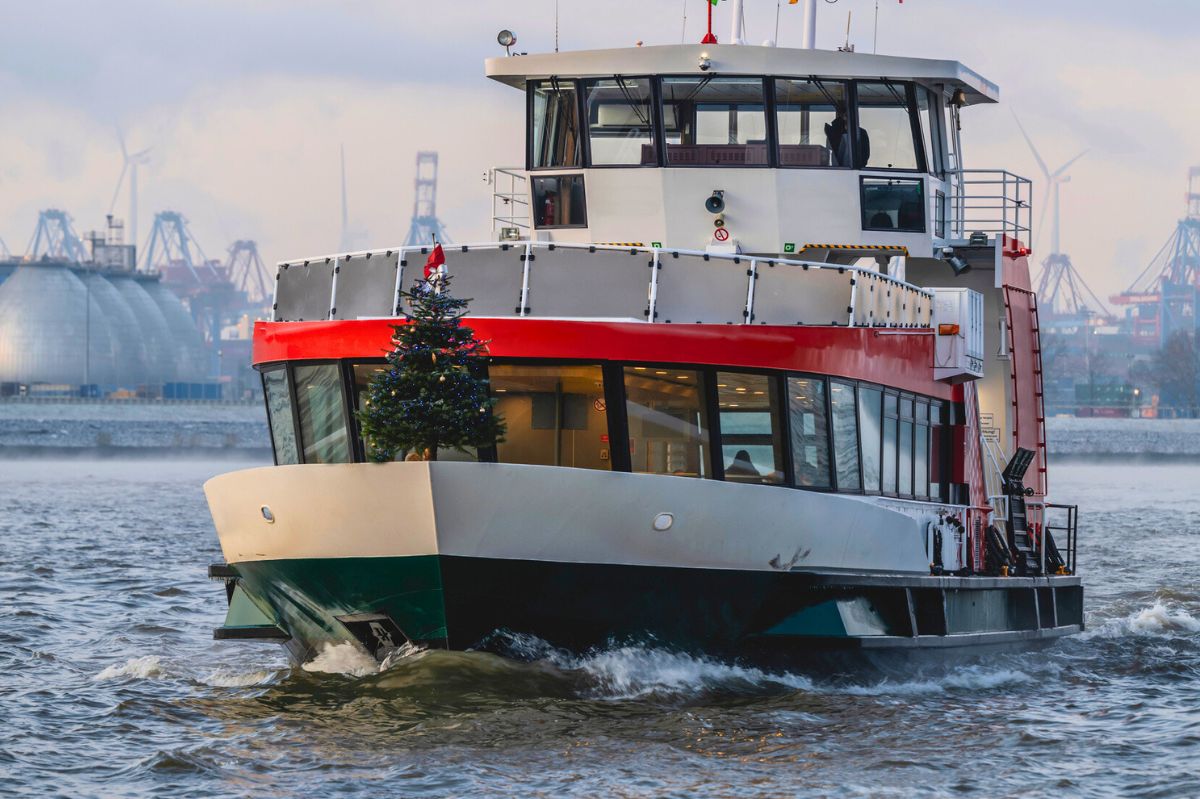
(205, 4), (1083, 666)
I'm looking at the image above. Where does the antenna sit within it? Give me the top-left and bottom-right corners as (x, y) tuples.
(873, 0), (879, 53)
(681, 0), (688, 43)
(800, 0), (817, 48)
(555, 0), (559, 52)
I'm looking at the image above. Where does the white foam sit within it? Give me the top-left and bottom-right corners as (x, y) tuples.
(302, 641), (426, 677)
(1083, 601), (1200, 639)
(93, 655), (165, 681)
(200, 668), (276, 688)
(838, 667), (1031, 696)
(571, 646), (813, 699)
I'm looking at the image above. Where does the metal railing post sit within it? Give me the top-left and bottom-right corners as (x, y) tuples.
(270, 262), (282, 322)
(647, 248), (661, 323)
(391, 248), (406, 316)
(847, 267), (858, 327)
(328, 256), (340, 320)
(744, 259), (757, 324)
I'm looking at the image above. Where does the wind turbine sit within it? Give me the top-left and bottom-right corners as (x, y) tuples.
(1013, 114), (1086, 256)
(109, 129), (152, 253)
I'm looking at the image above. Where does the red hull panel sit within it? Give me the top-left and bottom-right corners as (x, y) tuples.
(252, 318), (953, 400)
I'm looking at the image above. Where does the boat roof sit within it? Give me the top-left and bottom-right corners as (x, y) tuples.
(485, 43), (999, 105)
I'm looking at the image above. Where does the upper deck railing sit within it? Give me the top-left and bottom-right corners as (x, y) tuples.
(271, 241), (934, 329)
(954, 170), (1033, 244)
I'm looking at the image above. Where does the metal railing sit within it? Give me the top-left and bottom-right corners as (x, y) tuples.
(953, 169), (1033, 245)
(1044, 503), (1078, 575)
(272, 240), (936, 328)
(489, 167), (530, 235)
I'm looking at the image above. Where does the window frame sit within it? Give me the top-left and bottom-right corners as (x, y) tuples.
(658, 74), (774, 170)
(851, 79), (929, 175)
(771, 76), (855, 170)
(581, 75), (662, 169)
(531, 173), (589, 230)
(860, 175), (927, 234)
(526, 77), (585, 172)
(291, 358), (356, 465)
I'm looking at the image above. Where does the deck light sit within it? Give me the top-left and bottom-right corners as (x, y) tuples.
(942, 246), (972, 276)
(497, 29), (517, 55)
(698, 53), (712, 71)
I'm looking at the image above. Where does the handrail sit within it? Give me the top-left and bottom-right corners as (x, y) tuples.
(954, 169), (1033, 245)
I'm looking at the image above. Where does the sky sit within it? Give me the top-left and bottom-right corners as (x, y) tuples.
(1, 0), (1197, 302)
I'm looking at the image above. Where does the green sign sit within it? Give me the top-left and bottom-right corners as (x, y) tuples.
(783, 242), (796, 253)
(651, 241), (663, 249)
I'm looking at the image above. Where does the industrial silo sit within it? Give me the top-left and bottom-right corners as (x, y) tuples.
(81, 271), (150, 387)
(0, 262), (124, 387)
(141, 278), (210, 381)
(109, 274), (179, 383)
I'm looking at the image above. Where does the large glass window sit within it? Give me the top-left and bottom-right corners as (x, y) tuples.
(584, 77), (656, 166)
(490, 363), (609, 471)
(774, 78), (850, 167)
(914, 400), (930, 500)
(830, 381), (860, 491)
(532, 174), (587, 228)
(624, 367), (711, 478)
(856, 81), (920, 171)
(293, 363), (352, 464)
(916, 88), (943, 177)
(716, 372), (785, 484)
(351, 363), (478, 462)
(929, 400), (945, 501)
(788, 377), (830, 489)
(530, 80), (582, 169)
(857, 386), (883, 493)
(262, 366), (299, 465)
(898, 395), (914, 497)
(882, 392), (898, 495)
(661, 77), (768, 166)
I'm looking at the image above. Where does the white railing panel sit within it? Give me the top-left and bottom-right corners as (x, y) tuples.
(526, 245), (652, 320)
(330, 250), (399, 320)
(653, 251), (753, 325)
(275, 258), (336, 322)
(751, 263), (854, 326)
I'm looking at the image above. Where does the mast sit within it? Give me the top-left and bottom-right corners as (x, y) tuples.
(800, 0), (817, 48)
(730, 0), (746, 44)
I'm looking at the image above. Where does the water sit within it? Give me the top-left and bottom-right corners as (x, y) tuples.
(3, 457), (1198, 798)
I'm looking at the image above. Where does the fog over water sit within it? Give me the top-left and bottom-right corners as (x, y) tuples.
(2, 455), (1198, 797)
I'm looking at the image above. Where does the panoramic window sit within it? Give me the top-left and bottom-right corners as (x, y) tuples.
(490, 363), (610, 471)
(829, 381), (861, 491)
(861, 177), (926, 233)
(898, 395), (914, 497)
(624, 367), (711, 478)
(914, 400), (930, 500)
(350, 363), (477, 462)
(775, 79), (850, 167)
(716, 372), (785, 484)
(661, 76), (768, 166)
(929, 400), (945, 501)
(262, 366), (299, 465)
(857, 386), (883, 493)
(882, 392), (898, 495)
(293, 363), (352, 464)
(532, 174), (587, 228)
(856, 81), (920, 171)
(530, 79), (582, 169)
(916, 88), (943, 176)
(584, 77), (657, 166)
(789, 377), (830, 489)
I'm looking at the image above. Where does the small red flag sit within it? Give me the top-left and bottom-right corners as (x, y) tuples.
(424, 243), (445, 279)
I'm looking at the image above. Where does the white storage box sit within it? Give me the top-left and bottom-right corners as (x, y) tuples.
(931, 287), (984, 382)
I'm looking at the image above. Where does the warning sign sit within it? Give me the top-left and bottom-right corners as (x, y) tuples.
(713, 227), (730, 242)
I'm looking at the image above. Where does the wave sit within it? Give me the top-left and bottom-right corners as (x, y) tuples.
(93, 655), (166, 681)
(837, 667), (1032, 696)
(1083, 601), (1200, 640)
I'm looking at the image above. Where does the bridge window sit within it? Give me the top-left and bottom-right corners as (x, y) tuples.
(830, 381), (861, 491)
(584, 77), (657, 166)
(490, 363), (610, 470)
(861, 177), (925, 233)
(530, 79), (582, 169)
(856, 81), (921, 171)
(293, 363), (352, 464)
(716, 372), (785, 484)
(262, 366), (299, 465)
(788, 377), (831, 489)
(624, 367), (712, 478)
(662, 76), (768, 166)
(775, 78), (850, 168)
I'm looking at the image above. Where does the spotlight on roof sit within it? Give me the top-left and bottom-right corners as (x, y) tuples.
(497, 29), (517, 55)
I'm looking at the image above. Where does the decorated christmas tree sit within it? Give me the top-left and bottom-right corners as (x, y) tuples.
(358, 271), (505, 462)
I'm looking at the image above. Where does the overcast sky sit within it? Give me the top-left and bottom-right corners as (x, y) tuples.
(2, 0), (1196, 301)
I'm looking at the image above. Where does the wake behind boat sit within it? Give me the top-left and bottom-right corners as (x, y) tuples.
(205, 2), (1083, 666)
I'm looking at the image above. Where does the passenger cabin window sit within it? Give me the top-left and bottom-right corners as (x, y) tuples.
(262, 366), (299, 465)
(861, 177), (925, 233)
(624, 367), (711, 478)
(532, 174), (587, 229)
(788, 377), (830, 489)
(351, 363), (478, 462)
(898, 395), (914, 497)
(716, 372), (785, 484)
(662, 76), (768, 166)
(829, 381), (860, 491)
(882, 392), (899, 494)
(929, 400), (946, 501)
(856, 81), (920, 171)
(914, 400), (930, 500)
(530, 80), (582, 169)
(584, 77), (656, 166)
(774, 79), (850, 167)
(490, 363), (610, 470)
(857, 386), (883, 493)
(293, 363), (352, 464)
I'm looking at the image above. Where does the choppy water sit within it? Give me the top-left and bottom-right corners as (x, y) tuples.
(2, 457), (1198, 798)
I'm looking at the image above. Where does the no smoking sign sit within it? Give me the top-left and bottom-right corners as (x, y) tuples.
(713, 227), (730, 242)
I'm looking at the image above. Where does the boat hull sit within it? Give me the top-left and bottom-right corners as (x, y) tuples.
(205, 462), (1083, 664)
